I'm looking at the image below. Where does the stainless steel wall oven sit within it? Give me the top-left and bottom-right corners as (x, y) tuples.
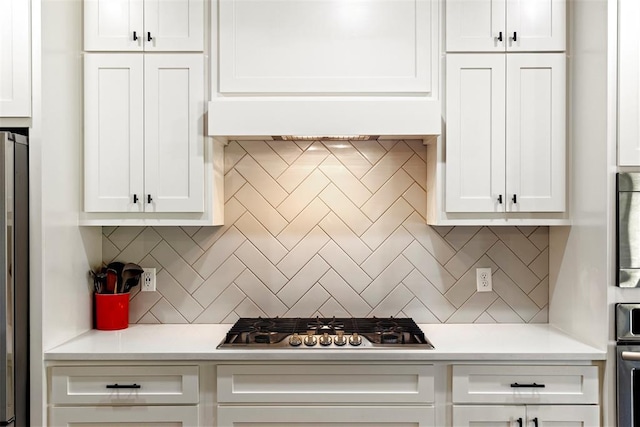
(617, 304), (640, 426)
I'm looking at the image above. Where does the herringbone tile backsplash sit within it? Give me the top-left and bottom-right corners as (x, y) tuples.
(102, 139), (549, 324)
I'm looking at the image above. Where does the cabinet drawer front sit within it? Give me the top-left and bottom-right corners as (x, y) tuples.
(50, 366), (199, 405)
(217, 405), (434, 427)
(49, 405), (198, 426)
(452, 365), (598, 404)
(217, 364), (434, 403)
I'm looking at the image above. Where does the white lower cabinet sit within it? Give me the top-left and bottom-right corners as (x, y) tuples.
(47, 365), (200, 426)
(453, 405), (599, 427)
(452, 365), (599, 427)
(216, 364), (435, 426)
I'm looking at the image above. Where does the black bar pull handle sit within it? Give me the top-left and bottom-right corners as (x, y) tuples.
(147, 194), (153, 204)
(133, 194), (138, 204)
(106, 383), (141, 389)
(510, 382), (545, 388)
(496, 31), (503, 42)
(532, 417), (539, 427)
(512, 194), (517, 204)
(133, 31), (138, 41)
(497, 194), (503, 204)
(513, 31), (518, 41)
(147, 32), (153, 42)
(517, 418), (523, 427)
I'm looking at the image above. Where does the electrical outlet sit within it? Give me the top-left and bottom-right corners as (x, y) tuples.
(476, 267), (492, 292)
(142, 268), (156, 292)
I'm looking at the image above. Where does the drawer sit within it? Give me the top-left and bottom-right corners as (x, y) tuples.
(452, 365), (598, 404)
(217, 405), (435, 427)
(50, 365), (199, 405)
(217, 364), (434, 403)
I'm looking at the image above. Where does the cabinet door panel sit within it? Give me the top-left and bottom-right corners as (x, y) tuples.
(84, 0), (144, 51)
(144, 0), (204, 51)
(526, 405), (599, 427)
(446, 0), (506, 52)
(84, 54), (144, 212)
(144, 54), (204, 212)
(446, 54), (506, 212)
(506, 53), (565, 212)
(453, 405), (524, 427)
(506, 0), (566, 51)
(0, 0), (30, 116)
(49, 406), (197, 426)
(619, 0), (640, 165)
(218, 406), (434, 427)
(219, 0), (432, 93)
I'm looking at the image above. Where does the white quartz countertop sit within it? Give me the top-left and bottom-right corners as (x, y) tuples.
(44, 323), (605, 361)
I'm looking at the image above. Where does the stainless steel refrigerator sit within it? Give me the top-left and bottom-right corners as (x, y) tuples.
(0, 131), (28, 426)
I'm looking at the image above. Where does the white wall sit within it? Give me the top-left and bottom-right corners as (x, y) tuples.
(32, 0), (102, 422)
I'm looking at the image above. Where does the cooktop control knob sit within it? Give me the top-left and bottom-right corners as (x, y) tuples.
(304, 331), (317, 346)
(319, 332), (332, 346)
(334, 331), (347, 346)
(289, 333), (302, 347)
(349, 332), (362, 346)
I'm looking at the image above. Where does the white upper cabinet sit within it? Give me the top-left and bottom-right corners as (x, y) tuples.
(446, 0), (566, 52)
(84, 54), (204, 213)
(619, 0), (640, 165)
(0, 0), (30, 117)
(445, 53), (566, 214)
(218, 0), (432, 94)
(84, 0), (203, 52)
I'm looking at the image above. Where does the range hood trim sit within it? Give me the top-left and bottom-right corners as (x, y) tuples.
(207, 98), (441, 138)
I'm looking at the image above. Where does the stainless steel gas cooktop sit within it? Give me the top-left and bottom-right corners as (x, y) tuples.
(217, 317), (434, 349)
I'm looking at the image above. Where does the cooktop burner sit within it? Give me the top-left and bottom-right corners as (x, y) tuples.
(217, 317), (434, 349)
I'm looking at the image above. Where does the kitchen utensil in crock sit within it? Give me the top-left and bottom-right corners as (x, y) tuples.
(105, 268), (118, 294)
(120, 263), (144, 293)
(106, 261), (125, 292)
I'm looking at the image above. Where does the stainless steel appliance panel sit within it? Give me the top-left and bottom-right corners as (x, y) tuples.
(0, 132), (28, 426)
(618, 173), (640, 287)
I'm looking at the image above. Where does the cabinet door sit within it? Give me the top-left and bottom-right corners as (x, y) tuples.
(49, 406), (198, 426)
(453, 405), (525, 427)
(506, 0), (566, 52)
(446, 0), (506, 52)
(84, 54), (145, 212)
(144, 0), (204, 51)
(144, 55), (204, 212)
(219, 0), (432, 93)
(0, 0), (30, 116)
(446, 54), (506, 213)
(506, 53), (565, 212)
(84, 0), (144, 51)
(218, 406), (434, 427)
(446, 0), (565, 52)
(526, 405), (599, 427)
(619, 0), (640, 165)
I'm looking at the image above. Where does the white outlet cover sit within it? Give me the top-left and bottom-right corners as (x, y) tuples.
(476, 267), (492, 292)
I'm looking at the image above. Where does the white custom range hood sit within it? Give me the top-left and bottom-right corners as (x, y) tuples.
(208, 97), (442, 139)
(207, 0), (441, 140)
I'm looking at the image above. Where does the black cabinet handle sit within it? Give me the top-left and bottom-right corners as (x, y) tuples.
(512, 194), (517, 204)
(517, 418), (523, 427)
(133, 31), (138, 41)
(496, 31), (503, 42)
(497, 194), (503, 204)
(147, 194), (153, 204)
(532, 417), (539, 427)
(106, 383), (141, 389)
(513, 31), (518, 41)
(147, 32), (153, 42)
(133, 194), (138, 204)
(510, 382), (545, 388)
